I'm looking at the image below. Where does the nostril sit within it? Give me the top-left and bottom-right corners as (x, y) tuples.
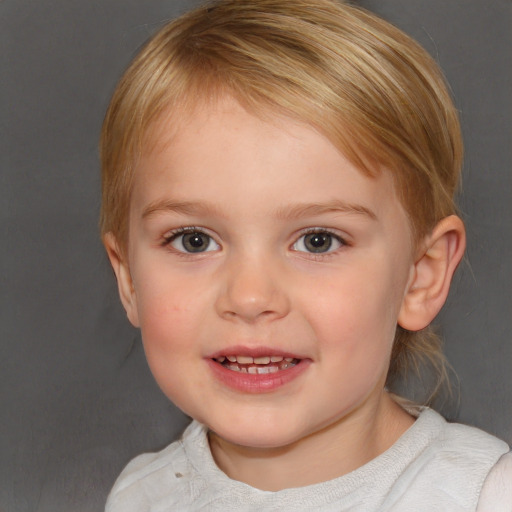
(214, 265), (291, 322)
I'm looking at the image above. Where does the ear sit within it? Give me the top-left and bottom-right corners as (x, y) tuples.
(103, 232), (140, 327)
(398, 215), (466, 331)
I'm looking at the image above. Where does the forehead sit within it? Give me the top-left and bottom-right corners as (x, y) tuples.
(131, 96), (409, 231)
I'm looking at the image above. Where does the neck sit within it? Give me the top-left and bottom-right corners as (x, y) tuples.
(208, 392), (414, 491)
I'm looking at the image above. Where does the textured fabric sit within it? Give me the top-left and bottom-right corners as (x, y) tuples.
(106, 409), (510, 512)
(476, 451), (512, 512)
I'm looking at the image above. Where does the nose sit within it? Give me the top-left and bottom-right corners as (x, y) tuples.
(215, 254), (290, 323)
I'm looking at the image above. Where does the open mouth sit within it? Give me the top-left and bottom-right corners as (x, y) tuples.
(213, 355), (300, 374)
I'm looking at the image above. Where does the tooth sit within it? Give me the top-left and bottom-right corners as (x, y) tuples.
(236, 355), (254, 364)
(254, 356), (270, 364)
(256, 366), (279, 374)
(216, 356), (226, 363)
(228, 364), (240, 372)
(226, 356), (237, 362)
(284, 357), (294, 362)
(240, 367), (248, 373)
(247, 366), (258, 374)
(270, 356), (283, 363)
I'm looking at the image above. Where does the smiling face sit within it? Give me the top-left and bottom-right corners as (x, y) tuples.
(113, 96), (417, 453)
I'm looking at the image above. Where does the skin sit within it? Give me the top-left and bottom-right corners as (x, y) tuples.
(105, 96), (465, 491)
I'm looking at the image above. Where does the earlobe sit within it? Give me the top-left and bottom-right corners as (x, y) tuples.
(398, 215), (466, 331)
(103, 232), (140, 327)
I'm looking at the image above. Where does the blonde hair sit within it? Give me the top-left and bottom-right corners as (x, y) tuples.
(100, 0), (463, 401)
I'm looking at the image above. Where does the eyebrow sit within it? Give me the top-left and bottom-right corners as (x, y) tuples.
(141, 200), (225, 219)
(274, 200), (377, 221)
(141, 199), (377, 221)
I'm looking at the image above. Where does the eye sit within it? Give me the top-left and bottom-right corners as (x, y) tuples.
(165, 229), (220, 253)
(293, 230), (344, 254)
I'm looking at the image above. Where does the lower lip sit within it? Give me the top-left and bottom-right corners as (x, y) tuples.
(206, 358), (310, 393)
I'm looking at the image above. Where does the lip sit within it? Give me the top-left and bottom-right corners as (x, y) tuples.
(206, 345), (311, 393)
(208, 345), (307, 360)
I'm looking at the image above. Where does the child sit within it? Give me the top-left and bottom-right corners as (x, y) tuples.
(101, 0), (512, 510)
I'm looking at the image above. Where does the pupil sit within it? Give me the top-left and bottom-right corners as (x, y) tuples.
(305, 233), (331, 253)
(183, 232), (208, 252)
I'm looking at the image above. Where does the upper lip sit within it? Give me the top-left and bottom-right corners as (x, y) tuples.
(208, 345), (307, 360)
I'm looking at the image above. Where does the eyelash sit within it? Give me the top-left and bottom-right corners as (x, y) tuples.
(162, 226), (201, 245)
(161, 226), (349, 257)
(292, 228), (348, 257)
(161, 227), (218, 253)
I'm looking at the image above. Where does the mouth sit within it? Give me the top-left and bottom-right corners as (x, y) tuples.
(208, 347), (309, 392)
(213, 355), (300, 374)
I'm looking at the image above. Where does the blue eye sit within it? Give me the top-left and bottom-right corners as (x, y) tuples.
(167, 230), (220, 253)
(293, 231), (343, 253)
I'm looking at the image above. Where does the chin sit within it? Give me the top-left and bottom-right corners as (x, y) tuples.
(209, 418), (307, 450)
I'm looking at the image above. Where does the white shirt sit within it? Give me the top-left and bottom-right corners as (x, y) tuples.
(106, 408), (511, 511)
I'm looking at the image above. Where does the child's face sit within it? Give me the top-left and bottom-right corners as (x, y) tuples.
(120, 96), (416, 450)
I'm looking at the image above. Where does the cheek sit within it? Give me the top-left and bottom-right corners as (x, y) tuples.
(135, 284), (203, 401)
(300, 265), (403, 378)
(305, 269), (399, 336)
(134, 274), (203, 352)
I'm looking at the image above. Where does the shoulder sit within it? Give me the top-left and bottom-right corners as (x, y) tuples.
(477, 451), (512, 512)
(383, 408), (510, 511)
(105, 421), (209, 512)
(414, 408), (509, 461)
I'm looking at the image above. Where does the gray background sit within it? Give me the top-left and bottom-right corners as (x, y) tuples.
(1, 1), (510, 511)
